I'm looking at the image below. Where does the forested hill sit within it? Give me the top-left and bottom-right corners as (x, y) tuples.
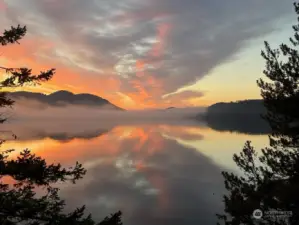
(198, 100), (271, 134)
(7, 90), (124, 110)
(206, 100), (266, 115)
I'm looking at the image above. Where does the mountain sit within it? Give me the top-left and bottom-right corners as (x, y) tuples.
(166, 107), (176, 110)
(7, 90), (124, 110)
(198, 99), (267, 116)
(206, 99), (266, 115)
(197, 100), (271, 134)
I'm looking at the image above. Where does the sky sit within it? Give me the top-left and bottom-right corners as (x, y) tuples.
(0, 0), (295, 109)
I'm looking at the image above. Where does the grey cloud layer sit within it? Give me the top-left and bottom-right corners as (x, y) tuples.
(3, 0), (293, 98)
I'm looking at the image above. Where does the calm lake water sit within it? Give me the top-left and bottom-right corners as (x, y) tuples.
(1, 120), (269, 225)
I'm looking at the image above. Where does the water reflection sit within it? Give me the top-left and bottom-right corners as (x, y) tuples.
(0, 121), (269, 225)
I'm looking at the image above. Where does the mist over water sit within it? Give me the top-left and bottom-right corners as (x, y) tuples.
(2, 99), (206, 123)
(0, 101), (269, 225)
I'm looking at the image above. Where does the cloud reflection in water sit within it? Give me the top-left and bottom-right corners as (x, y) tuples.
(0, 121), (268, 225)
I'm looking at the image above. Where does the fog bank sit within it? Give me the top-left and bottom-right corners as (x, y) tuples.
(2, 99), (206, 122)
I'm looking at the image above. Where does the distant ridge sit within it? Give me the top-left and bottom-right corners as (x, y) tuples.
(206, 99), (266, 115)
(197, 99), (271, 134)
(7, 90), (124, 110)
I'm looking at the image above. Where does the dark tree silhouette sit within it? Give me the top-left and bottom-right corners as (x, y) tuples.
(0, 25), (122, 224)
(217, 2), (299, 225)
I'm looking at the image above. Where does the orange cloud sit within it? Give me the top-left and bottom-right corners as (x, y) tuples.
(128, 22), (172, 108)
(151, 23), (171, 57)
(0, 0), (6, 11)
(136, 60), (145, 77)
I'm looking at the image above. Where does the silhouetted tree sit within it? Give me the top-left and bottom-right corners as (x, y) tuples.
(0, 25), (122, 224)
(217, 2), (299, 225)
